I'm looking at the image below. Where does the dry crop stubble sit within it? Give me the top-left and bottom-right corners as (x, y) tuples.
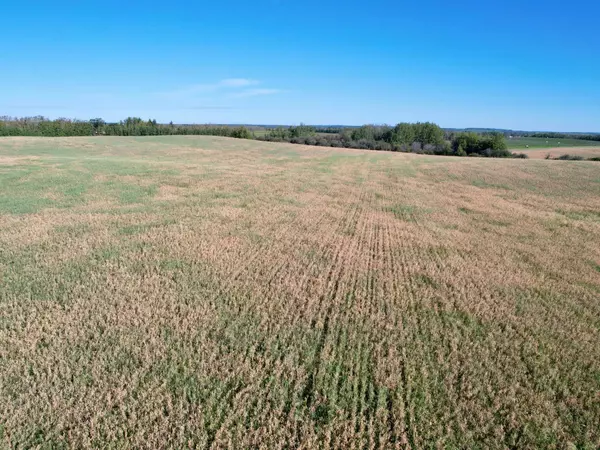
(521, 146), (600, 159)
(0, 136), (599, 448)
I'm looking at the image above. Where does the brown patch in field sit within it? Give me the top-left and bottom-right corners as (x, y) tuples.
(216, 205), (245, 220)
(0, 213), (70, 247)
(116, 174), (155, 186)
(93, 173), (109, 182)
(154, 184), (185, 201)
(0, 155), (40, 165)
(41, 192), (62, 201)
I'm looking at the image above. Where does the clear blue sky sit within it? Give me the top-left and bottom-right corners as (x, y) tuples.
(1, 0), (599, 131)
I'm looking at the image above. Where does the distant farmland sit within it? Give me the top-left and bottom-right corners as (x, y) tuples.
(507, 136), (600, 149)
(1, 136), (599, 448)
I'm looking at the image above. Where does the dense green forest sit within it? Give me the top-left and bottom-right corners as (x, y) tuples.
(10, 115), (592, 158)
(259, 123), (516, 157)
(0, 116), (253, 139)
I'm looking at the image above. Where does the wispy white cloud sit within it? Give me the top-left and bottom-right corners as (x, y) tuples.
(218, 78), (258, 87)
(156, 84), (216, 99)
(229, 88), (283, 98)
(157, 78), (262, 99)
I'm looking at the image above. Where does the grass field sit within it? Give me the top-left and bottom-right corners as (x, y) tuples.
(1, 136), (599, 448)
(507, 136), (600, 149)
(523, 146), (600, 160)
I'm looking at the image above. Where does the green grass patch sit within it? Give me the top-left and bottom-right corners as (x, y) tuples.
(387, 204), (431, 221)
(556, 208), (600, 221)
(116, 183), (158, 204)
(488, 219), (511, 227)
(412, 274), (440, 289)
(507, 137), (600, 149)
(0, 166), (92, 214)
(471, 179), (512, 190)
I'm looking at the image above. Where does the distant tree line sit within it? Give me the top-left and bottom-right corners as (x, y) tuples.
(0, 116), (253, 139)
(1, 116), (524, 158)
(314, 126), (344, 134)
(450, 132), (510, 157)
(259, 122), (515, 157)
(444, 128), (600, 141)
(527, 132), (600, 142)
(0, 116), (96, 136)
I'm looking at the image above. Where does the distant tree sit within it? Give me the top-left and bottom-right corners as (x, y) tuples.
(452, 132), (509, 157)
(90, 118), (105, 135)
(230, 126), (252, 139)
(414, 122), (444, 145)
(351, 125), (377, 141)
(288, 123), (316, 138)
(390, 123), (415, 145)
(387, 122), (443, 146)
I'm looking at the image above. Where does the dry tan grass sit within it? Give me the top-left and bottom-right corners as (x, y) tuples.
(0, 136), (599, 448)
(0, 155), (40, 165)
(523, 146), (600, 159)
